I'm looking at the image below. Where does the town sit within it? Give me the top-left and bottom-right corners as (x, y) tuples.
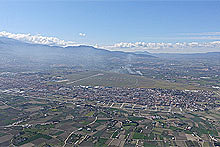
(0, 70), (220, 146)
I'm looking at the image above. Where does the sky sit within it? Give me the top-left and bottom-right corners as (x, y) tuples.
(0, 0), (220, 53)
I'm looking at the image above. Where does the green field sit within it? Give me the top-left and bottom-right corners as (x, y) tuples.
(15, 133), (52, 146)
(112, 131), (119, 138)
(133, 132), (146, 139)
(85, 111), (95, 117)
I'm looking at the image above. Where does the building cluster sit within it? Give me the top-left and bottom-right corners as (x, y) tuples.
(0, 72), (218, 112)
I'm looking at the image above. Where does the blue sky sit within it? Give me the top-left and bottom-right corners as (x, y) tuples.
(0, 0), (220, 53)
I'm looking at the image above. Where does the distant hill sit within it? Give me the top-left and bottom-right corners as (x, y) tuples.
(1, 37), (219, 72)
(0, 37), (154, 70)
(134, 51), (152, 56)
(152, 52), (220, 59)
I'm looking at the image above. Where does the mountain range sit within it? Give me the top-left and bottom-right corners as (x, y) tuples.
(0, 37), (219, 71)
(0, 37), (154, 69)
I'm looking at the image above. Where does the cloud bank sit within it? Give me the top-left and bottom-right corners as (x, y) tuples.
(0, 31), (79, 47)
(103, 41), (220, 53)
(112, 41), (220, 49)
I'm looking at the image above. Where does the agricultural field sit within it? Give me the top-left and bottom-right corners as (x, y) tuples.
(0, 67), (219, 146)
(0, 93), (220, 147)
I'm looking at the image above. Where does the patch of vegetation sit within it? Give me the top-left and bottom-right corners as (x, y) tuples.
(53, 131), (64, 136)
(94, 130), (105, 137)
(191, 126), (218, 136)
(0, 132), (7, 137)
(112, 131), (119, 138)
(80, 121), (90, 125)
(184, 130), (193, 134)
(95, 138), (108, 147)
(123, 126), (131, 130)
(144, 142), (157, 147)
(15, 133), (52, 146)
(96, 120), (109, 123)
(133, 132), (146, 139)
(1, 119), (17, 126)
(35, 124), (55, 130)
(85, 111), (95, 117)
(109, 108), (127, 113)
(123, 121), (138, 126)
(185, 140), (200, 147)
(145, 133), (155, 140)
(128, 117), (145, 121)
(51, 108), (58, 111)
(169, 126), (183, 131)
(99, 112), (108, 117)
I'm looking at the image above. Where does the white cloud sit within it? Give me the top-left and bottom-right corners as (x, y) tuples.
(102, 41), (220, 53)
(79, 32), (86, 37)
(102, 32), (220, 52)
(0, 31), (80, 47)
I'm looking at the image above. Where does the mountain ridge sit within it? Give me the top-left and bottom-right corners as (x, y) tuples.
(0, 37), (154, 71)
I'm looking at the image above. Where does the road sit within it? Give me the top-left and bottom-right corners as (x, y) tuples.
(87, 116), (97, 126)
(0, 100), (20, 110)
(62, 116), (97, 147)
(110, 103), (114, 107)
(120, 103), (125, 108)
(62, 129), (78, 147)
(67, 73), (103, 84)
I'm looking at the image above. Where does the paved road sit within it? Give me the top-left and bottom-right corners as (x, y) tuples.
(67, 73), (103, 84)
